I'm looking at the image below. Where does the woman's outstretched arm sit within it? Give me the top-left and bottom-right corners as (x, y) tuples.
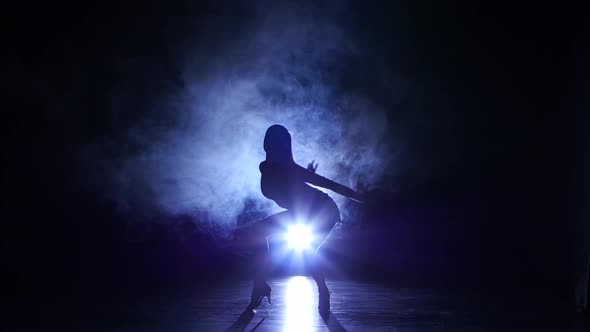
(294, 164), (365, 202)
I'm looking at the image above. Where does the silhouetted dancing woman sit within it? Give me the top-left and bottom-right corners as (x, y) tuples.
(244, 124), (364, 313)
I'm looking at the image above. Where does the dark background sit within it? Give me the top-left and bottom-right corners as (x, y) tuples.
(5, 0), (587, 306)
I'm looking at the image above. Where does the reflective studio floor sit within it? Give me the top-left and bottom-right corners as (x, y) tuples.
(11, 275), (590, 331)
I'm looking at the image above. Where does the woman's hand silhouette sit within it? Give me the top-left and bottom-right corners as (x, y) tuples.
(307, 160), (318, 173)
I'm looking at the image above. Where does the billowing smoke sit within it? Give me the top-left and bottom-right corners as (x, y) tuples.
(82, 1), (402, 233)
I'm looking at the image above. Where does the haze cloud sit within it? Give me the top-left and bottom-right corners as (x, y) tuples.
(82, 1), (403, 233)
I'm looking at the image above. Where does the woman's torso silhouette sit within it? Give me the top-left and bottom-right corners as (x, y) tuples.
(259, 160), (339, 235)
(244, 124), (362, 312)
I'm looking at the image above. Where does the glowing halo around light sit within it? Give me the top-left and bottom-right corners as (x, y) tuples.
(286, 223), (313, 251)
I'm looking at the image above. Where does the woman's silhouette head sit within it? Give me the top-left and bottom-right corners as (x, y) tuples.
(264, 124), (293, 163)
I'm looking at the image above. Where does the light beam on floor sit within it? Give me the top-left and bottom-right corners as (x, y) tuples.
(284, 276), (314, 331)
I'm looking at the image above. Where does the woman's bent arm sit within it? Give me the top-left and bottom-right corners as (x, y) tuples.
(295, 165), (364, 202)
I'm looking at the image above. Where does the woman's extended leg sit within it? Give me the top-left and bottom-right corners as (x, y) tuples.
(244, 211), (292, 310)
(249, 211), (291, 280)
(311, 228), (333, 314)
(309, 200), (340, 313)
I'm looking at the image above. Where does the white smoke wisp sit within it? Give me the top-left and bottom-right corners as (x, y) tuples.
(85, 3), (402, 234)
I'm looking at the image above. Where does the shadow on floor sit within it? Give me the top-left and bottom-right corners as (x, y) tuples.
(226, 309), (263, 332)
(321, 311), (347, 332)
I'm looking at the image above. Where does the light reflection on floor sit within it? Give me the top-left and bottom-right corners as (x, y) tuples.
(29, 276), (584, 331)
(284, 276), (315, 332)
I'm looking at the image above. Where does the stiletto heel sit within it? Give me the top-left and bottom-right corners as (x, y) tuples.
(247, 281), (272, 310)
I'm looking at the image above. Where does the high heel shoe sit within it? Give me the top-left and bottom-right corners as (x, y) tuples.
(247, 281), (271, 310)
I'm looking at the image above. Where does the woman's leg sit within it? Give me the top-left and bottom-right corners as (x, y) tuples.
(309, 200), (340, 313)
(311, 229), (331, 292)
(249, 211), (292, 282)
(310, 226), (336, 314)
(242, 211), (292, 309)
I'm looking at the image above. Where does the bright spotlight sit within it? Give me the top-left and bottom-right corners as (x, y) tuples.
(286, 224), (313, 251)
